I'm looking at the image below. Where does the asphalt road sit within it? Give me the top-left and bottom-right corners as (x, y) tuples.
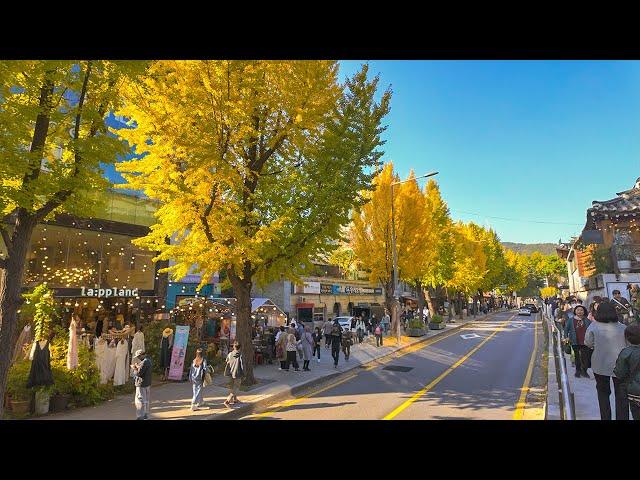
(240, 310), (539, 420)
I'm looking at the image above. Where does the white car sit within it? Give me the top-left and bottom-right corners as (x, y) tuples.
(518, 307), (532, 316)
(333, 316), (355, 332)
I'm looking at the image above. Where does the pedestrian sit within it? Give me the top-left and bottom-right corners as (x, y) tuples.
(330, 319), (342, 368)
(296, 321), (305, 342)
(613, 324), (640, 420)
(223, 341), (245, 408)
(131, 349), (152, 420)
(300, 325), (314, 371)
(285, 332), (300, 372)
(341, 328), (353, 361)
(189, 348), (209, 410)
(564, 305), (592, 378)
(276, 326), (288, 370)
(584, 302), (630, 420)
(323, 317), (334, 348)
(382, 310), (391, 334)
(355, 317), (365, 343)
(611, 289), (632, 325)
(312, 327), (322, 363)
(375, 322), (383, 347)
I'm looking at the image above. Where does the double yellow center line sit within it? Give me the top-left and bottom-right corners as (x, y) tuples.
(383, 314), (517, 420)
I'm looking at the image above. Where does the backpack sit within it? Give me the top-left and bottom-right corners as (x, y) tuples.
(375, 326), (381, 335)
(332, 324), (341, 336)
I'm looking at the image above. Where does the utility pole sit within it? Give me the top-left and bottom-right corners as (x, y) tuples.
(391, 171), (438, 346)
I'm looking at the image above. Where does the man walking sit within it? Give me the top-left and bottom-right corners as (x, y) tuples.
(382, 310), (391, 335)
(331, 319), (342, 368)
(323, 317), (334, 349)
(131, 349), (152, 420)
(612, 290), (632, 324)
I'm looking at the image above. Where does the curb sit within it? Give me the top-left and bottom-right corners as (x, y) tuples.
(210, 310), (506, 420)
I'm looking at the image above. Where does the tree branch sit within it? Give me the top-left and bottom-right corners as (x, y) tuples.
(0, 225), (11, 251)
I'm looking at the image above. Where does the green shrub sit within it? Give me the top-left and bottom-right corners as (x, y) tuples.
(408, 318), (425, 329)
(6, 360), (32, 401)
(431, 314), (444, 324)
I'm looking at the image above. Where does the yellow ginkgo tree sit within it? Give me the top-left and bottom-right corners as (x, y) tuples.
(116, 61), (391, 385)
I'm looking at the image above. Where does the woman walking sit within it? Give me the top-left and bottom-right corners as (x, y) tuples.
(300, 325), (314, 371)
(223, 342), (244, 408)
(276, 326), (288, 370)
(285, 332), (300, 372)
(312, 327), (322, 363)
(189, 348), (208, 411)
(564, 305), (592, 377)
(355, 317), (365, 344)
(584, 302), (630, 420)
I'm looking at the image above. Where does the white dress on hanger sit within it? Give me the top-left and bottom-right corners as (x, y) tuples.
(94, 339), (107, 383)
(131, 331), (145, 356)
(103, 341), (118, 383)
(67, 319), (79, 370)
(113, 339), (129, 386)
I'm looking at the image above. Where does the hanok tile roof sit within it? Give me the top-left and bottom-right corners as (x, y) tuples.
(584, 178), (640, 229)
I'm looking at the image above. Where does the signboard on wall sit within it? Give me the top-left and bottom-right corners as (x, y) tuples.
(168, 325), (190, 380)
(303, 281), (321, 294)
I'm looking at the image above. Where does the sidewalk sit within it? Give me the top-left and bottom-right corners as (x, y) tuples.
(545, 316), (601, 420)
(39, 315), (484, 420)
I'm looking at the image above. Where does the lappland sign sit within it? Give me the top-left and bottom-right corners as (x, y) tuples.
(80, 287), (139, 298)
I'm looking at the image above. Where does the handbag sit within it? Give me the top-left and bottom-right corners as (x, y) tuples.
(562, 339), (572, 355)
(203, 365), (214, 387)
(134, 375), (144, 387)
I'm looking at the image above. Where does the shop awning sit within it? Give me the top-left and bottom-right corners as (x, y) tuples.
(296, 303), (314, 309)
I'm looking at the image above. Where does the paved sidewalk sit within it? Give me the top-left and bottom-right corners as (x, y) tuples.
(39, 315), (494, 420)
(545, 315), (603, 420)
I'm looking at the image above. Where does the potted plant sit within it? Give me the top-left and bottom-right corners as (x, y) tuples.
(406, 318), (427, 337)
(614, 231), (634, 273)
(429, 314), (446, 330)
(6, 360), (32, 416)
(50, 367), (73, 412)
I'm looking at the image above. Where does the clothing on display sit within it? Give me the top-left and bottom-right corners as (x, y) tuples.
(95, 319), (104, 338)
(160, 331), (173, 371)
(102, 341), (118, 383)
(131, 331), (145, 358)
(67, 319), (79, 370)
(27, 340), (54, 388)
(12, 324), (32, 364)
(113, 339), (129, 386)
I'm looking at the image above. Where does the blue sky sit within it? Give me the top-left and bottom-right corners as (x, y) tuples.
(339, 60), (640, 244)
(105, 61), (640, 244)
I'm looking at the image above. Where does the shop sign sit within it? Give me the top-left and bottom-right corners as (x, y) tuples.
(320, 283), (333, 294)
(302, 281), (320, 294)
(168, 325), (190, 381)
(344, 285), (383, 295)
(80, 287), (138, 298)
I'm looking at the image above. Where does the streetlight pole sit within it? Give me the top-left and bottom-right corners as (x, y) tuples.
(390, 171), (438, 346)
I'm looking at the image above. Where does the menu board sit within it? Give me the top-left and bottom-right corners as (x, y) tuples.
(168, 325), (190, 380)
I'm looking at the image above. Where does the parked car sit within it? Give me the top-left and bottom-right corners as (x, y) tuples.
(518, 307), (532, 316)
(333, 316), (355, 332)
(524, 303), (538, 313)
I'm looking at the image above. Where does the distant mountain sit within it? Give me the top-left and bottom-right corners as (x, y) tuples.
(501, 242), (557, 256)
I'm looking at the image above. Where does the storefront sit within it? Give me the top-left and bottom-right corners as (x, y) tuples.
(291, 280), (385, 323)
(20, 209), (166, 331)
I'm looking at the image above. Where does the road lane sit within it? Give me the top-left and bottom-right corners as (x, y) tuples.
(241, 310), (537, 420)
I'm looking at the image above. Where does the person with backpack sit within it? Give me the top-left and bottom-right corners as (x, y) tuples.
(312, 327), (323, 363)
(375, 322), (383, 347)
(223, 342), (245, 408)
(613, 324), (640, 420)
(189, 348), (210, 411)
(330, 319), (342, 368)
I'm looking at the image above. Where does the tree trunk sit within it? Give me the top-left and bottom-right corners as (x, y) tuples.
(458, 292), (464, 320)
(0, 217), (35, 417)
(227, 267), (255, 387)
(425, 287), (436, 318)
(446, 288), (453, 321)
(383, 279), (396, 332)
(415, 281), (425, 324)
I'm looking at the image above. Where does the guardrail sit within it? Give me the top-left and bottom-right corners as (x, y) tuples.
(544, 310), (575, 420)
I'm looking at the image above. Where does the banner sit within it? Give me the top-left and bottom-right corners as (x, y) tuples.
(168, 325), (190, 381)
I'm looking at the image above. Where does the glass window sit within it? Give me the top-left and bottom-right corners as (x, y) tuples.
(24, 224), (155, 290)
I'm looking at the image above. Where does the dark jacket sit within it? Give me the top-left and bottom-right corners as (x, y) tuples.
(613, 345), (640, 397)
(190, 358), (209, 384)
(224, 350), (244, 379)
(312, 332), (322, 345)
(135, 357), (153, 388)
(331, 322), (342, 348)
(564, 316), (591, 345)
